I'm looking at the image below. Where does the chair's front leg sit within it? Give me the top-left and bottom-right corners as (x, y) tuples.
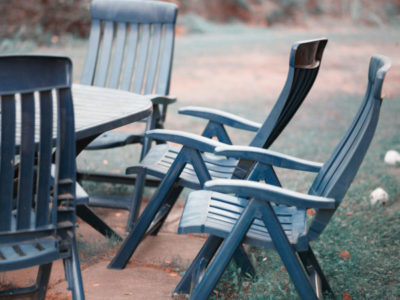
(260, 201), (318, 300)
(108, 151), (189, 269)
(190, 200), (259, 300)
(174, 235), (224, 295)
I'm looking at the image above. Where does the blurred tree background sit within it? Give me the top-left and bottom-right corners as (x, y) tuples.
(1, 0), (399, 43)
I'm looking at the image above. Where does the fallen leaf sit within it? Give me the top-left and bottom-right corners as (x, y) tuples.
(339, 250), (350, 259)
(165, 268), (172, 273)
(343, 293), (352, 300)
(123, 292), (133, 295)
(307, 209), (316, 216)
(169, 272), (179, 277)
(92, 283), (100, 287)
(345, 211), (354, 216)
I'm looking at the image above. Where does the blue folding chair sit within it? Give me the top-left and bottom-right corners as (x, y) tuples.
(109, 38), (328, 269)
(176, 55), (391, 299)
(0, 56), (84, 299)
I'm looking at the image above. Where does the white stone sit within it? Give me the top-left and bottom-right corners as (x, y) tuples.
(370, 187), (389, 205)
(384, 150), (400, 166)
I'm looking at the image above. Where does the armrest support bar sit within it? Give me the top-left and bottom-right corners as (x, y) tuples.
(179, 106), (261, 132)
(205, 179), (336, 209)
(146, 129), (224, 153)
(215, 145), (323, 173)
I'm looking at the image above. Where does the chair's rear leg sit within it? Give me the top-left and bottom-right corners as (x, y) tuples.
(63, 237), (85, 300)
(298, 246), (333, 296)
(173, 235), (223, 295)
(126, 172), (146, 231)
(76, 205), (122, 241)
(35, 263), (52, 300)
(149, 185), (184, 236)
(233, 245), (256, 278)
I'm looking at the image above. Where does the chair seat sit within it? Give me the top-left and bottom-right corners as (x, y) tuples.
(130, 144), (239, 189)
(86, 130), (144, 150)
(0, 236), (68, 272)
(178, 190), (307, 249)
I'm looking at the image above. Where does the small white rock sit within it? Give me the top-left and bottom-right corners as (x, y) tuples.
(370, 187), (389, 205)
(384, 150), (400, 166)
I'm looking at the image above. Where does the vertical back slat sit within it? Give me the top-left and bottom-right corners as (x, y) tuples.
(144, 23), (162, 94)
(95, 20), (115, 87)
(155, 23), (174, 94)
(35, 91), (53, 227)
(132, 23), (150, 93)
(81, 19), (102, 85)
(17, 93), (36, 230)
(121, 23), (139, 91)
(108, 22), (127, 89)
(0, 95), (16, 231)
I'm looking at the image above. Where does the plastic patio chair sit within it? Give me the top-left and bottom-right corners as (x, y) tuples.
(108, 38), (328, 269)
(73, 0), (178, 239)
(176, 55), (391, 299)
(76, 0), (178, 197)
(0, 56), (84, 299)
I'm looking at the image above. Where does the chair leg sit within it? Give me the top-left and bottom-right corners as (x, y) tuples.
(35, 263), (52, 300)
(149, 186), (184, 236)
(0, 264), (53, 300)
(260, 202), (318, 300)
(76, 205), (122, 241)
(233, 245), (256, 278)
(63, 237), (85, 300)
(173, 235), (224, 295)
(190, 202), (258, 300)
(298, 246), (333, 296)
(109, 157), (187, 269)
(126, 172), (146, 231)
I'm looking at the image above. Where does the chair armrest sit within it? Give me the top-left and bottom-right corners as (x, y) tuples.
(205, 179), (336, 209)
(150, 95), (177, 105)
(214, 145), (323, 173)
(146, 129), (224, 153)
(179, 106), (261, 132)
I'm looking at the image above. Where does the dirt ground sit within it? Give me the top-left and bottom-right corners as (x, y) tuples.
(1, 21), (399, 299)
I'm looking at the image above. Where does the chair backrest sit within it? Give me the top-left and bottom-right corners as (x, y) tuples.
(0, 56), (76, 240)
(81, 0), (178, 95)
(307, 55), (391, 239)
(250, 38), (327, 149)
(233, 38), (327, 179)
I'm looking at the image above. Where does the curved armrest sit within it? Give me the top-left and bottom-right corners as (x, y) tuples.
(205, 179), (336, 209)
(150, 95), (177, 105)
(179, 106), (261, 132)
(146, 129), (224, 153)
(215, 145), (323, 173)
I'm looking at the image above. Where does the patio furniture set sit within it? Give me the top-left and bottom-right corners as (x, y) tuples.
(0, 0), (392, 299)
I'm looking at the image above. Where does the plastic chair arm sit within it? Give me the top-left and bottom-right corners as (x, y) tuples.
(146, 129), (224, 153)
(150, 95), (177, 105)
(204, 179), (336, 209)
(179, 106), (261, 132)
(214, 145), (323, 173)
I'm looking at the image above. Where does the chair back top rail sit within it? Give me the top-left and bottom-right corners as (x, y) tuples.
(81, 0), (177, 95)
(0, 56), (76, 238)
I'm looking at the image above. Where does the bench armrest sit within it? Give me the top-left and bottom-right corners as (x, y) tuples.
(205, 179), (336, 209)
(215, 145), (323, 173)
(179, 106), (261, 132)
(146, 129), (224, 153)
